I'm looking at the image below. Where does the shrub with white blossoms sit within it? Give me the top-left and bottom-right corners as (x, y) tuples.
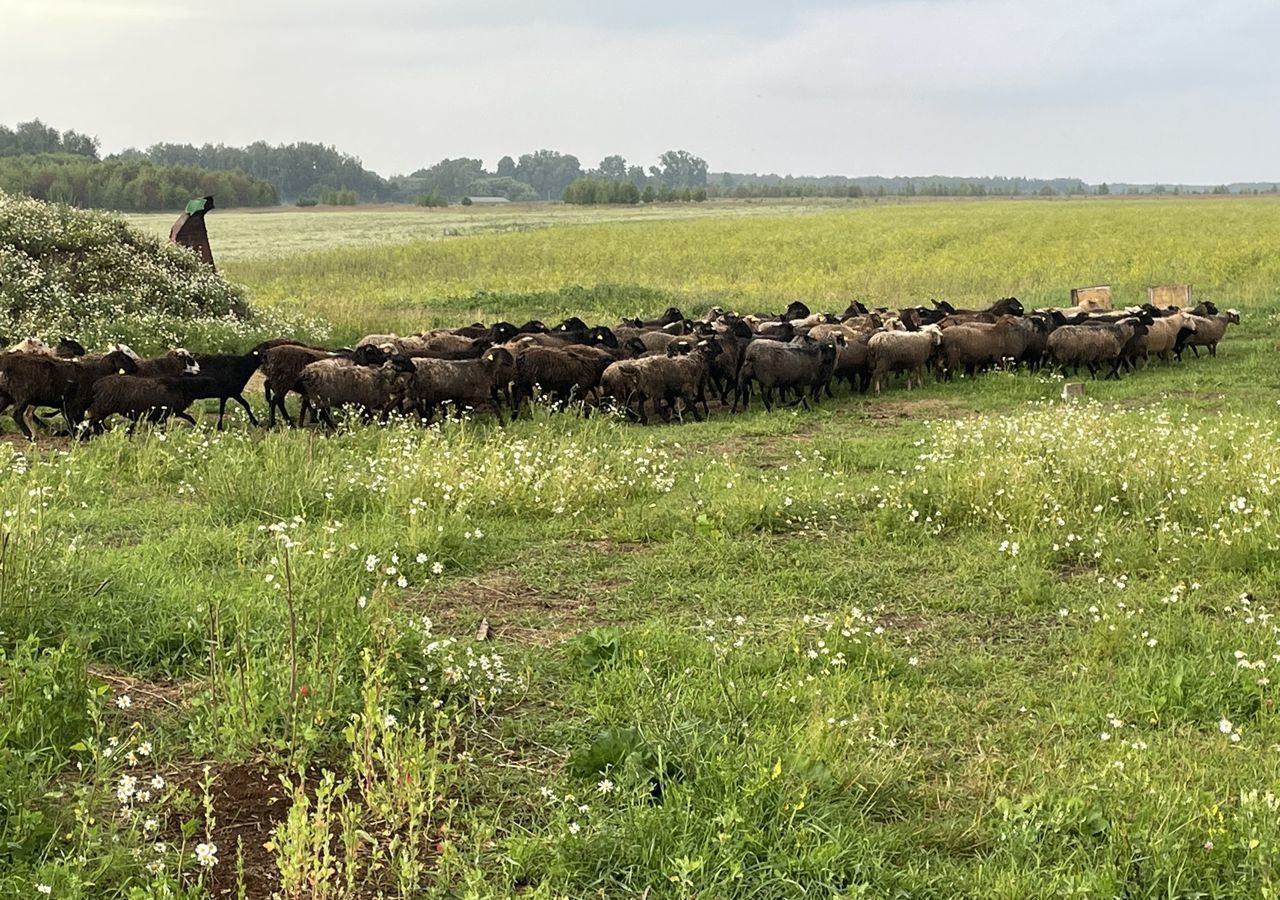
(402, 615), (525, 711)
(0, 190), (320, 352)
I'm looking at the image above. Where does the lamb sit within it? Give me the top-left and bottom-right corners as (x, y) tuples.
(397, 347), (517, 423)
(600, 339), (721, 424)
(86, 375), (218, 434)
(261, 343), (387, 427)
(0, 348), (139, 438)
(734, 336), (841, 411)
(1047, 318), (1147, 378)
(300, 356), (415, 428)
(1175, 310), (1240, 358)
(867, 327), (943, 395)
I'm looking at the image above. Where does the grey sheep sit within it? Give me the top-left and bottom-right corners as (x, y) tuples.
(735, 336), (841, 411)
(867, 327), (943, 395)
(300, 356), (414, 428)
(1047, 318), (1147, 378)
(261, 344), (387, 427)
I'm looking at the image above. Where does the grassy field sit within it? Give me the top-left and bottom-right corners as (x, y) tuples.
(6, 198), (1280, 898)
(124, 199), (856, 264)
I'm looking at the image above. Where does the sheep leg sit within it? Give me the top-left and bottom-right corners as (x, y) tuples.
(12, 403), (36, 440)
(232, 394), (260, 427)
(761, 386), (773, 412)
(175, 411), (198, 427)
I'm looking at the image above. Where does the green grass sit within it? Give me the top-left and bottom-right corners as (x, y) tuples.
(219, 196), (1280, 340)
(5, 198), (1280, 897)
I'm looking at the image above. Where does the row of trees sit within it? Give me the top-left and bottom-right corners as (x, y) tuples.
(0, 120), (99, 159)
(0, 155), (278, 211)
(395, 150), (711, 203)
(126, 141), (387, 203)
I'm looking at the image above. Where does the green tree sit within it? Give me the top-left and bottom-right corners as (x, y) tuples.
(651, 150), (708, 189)
(595, 155), (628, 180)
(515, 150), (583, 200)
(496, 155), (517, 179)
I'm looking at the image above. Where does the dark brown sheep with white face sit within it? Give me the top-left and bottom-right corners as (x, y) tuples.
(132, 349), (201, 379)
(0, 349), (139, 438)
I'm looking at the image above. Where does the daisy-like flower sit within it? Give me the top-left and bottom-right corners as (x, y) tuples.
(596, 779), (615, 795)
(194, 842), (218, 868)
(116, 694), (132, 710)
(431, 562), (444, 575)
(1220, 719), (1234, 734)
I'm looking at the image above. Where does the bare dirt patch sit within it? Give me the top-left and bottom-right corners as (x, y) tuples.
(409, 572), (605, 645)
(860, 398), (957, 422)
(164, 758), (296, 899)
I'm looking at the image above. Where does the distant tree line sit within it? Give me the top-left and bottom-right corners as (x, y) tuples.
(0, 154), (277, 211)
(123, 140), (387, 204)
(392, 149), (711, 204)
(5, 119), (1277, 211)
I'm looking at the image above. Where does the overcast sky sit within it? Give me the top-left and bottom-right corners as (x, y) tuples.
(3, 0), (1276, 183)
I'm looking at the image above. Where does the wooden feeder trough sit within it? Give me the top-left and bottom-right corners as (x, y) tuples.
(1070, 285), (1112, 311)
(1147, 283), (1192, 309)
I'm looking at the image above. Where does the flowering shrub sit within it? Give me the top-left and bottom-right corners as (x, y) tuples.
(0, 190), (321, 352)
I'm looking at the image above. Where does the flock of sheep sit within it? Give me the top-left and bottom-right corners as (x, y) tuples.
(0, 297), (1241, 438)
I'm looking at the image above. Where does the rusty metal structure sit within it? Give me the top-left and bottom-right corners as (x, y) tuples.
(169, 195), (216, 271)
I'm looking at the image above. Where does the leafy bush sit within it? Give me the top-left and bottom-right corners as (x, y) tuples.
(295, 197), (319, 207)
(563, 177), (641, 205)
(320, 188), (358, 206)
(0, 190), (320, 352)
(414, 193), (447, 208)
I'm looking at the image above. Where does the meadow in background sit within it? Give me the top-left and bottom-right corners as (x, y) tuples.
(4, 196), (1280, 897)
